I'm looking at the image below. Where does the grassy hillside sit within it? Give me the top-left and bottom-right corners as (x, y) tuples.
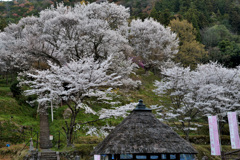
(0, 80), (39, 144)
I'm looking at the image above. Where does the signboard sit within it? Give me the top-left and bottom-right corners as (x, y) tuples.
(49, 135), (53, 140)
(228, 112), (240, 149)
(208, 116), (221, 155)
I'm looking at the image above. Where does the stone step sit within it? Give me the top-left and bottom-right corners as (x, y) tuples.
(41, 152), (56, 155)
(40, 157), (57, 160)
(40, 151), (57, 160)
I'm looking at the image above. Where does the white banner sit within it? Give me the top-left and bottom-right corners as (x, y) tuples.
(208, 116), (221, 155)
(228, 112), (240, 149)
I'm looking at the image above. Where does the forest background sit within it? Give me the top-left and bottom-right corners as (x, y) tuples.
(1, 0), (240, 68)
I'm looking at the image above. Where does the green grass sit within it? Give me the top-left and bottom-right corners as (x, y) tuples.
(0, 96), (36, 116)
(0, 81), (39, 147)
(0, 86), (11, 92)
(119, 69), (163, 106)
(0, 87), (11, 97)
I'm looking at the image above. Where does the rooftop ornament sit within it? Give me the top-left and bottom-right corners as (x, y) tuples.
(134, 99), (152, 111)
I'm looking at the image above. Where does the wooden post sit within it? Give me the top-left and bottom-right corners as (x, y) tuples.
(58, 131), (60, 149)
(36, 131), (39, 150)
(133, 154), (136, 160)
(176, 154), (180, 160)
(166, 154), (170, 160)
(116, 154), (120, 160)
(108, 154), (112, 160)
(146, 154), (150, 160)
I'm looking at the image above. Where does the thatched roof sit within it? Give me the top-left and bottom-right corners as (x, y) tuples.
(92, 100), (197, 155)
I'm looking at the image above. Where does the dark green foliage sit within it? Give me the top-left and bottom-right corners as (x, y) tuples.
(154, 0), (179, 13)
(10, 81), (38, 108)
(202, 23), (240, 67)
(10, 81), (21, 98)
(0, 16), (7, 31)
(229, 6), (240, 34)
(202, 25), (232, 47)
(158, 9), (174, 26)
(218, 40), (240, 67)
(184, 9), (202, 40)
(149, 7), (159, 20)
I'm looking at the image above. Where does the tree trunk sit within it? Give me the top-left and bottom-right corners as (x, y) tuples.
(62, 106), (78, 147)
(39, 108), (52, 149)
(64, 119), (75, 147)
(67, 134), (72, 147)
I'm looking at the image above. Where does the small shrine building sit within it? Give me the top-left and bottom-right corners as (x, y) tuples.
(92, 100), (197, 160)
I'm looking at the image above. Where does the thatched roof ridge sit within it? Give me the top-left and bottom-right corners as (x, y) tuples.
(92, 109), (197, 155)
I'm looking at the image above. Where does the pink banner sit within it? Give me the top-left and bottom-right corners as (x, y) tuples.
(94, 155), (101, 160)
(228, 112), (240, 149)
(208, 116), (221, 155)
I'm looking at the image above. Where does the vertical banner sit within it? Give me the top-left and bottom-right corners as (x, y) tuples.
(228, 112), (240, 149)
(208, 116), (221, 155)
(94, 155), (101, 160)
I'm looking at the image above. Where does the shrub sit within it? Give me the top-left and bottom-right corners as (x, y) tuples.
(10, 81), (21, 98)
(0, 144), (26, 155)
(10, 80), (38, 108)
(74, 136), (102, 144)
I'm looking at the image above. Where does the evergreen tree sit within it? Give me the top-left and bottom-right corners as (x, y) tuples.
(159, 9), (174, 26)
(149, 6), (159, 20)
(229, 6), (240, 34)
(0, 16), (7, 31)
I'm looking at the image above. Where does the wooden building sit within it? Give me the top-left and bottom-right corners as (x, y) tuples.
(92, 100), (197, 160)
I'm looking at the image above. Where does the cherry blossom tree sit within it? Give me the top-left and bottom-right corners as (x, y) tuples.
(0, 2), (135, 148)
(0, 3), (179, 76)
(0, 1), (180, 147)
(0, 32), (32, 84)
(129, 18), (179, 73)
(153, 62), (240, 140)
(19, 56), (122, 146)
(0, 2), (131, 72)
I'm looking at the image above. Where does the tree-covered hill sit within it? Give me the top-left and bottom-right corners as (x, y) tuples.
(1, 0), (240, 30)
(0, 0), (53, 25)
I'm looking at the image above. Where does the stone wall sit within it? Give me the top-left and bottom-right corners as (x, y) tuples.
(60, 151), (88, 160)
